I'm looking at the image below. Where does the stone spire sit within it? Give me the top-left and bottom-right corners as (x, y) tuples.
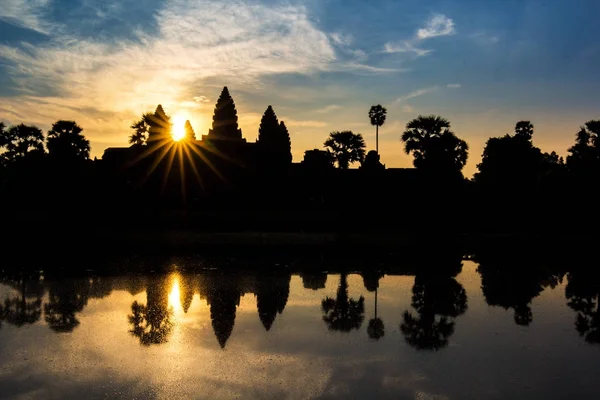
(207, 87), (243, 140)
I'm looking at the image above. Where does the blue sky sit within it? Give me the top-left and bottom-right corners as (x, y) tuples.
(1, 0), (600, 175)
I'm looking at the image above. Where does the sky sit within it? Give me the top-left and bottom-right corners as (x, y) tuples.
(1, 0), (600, 176)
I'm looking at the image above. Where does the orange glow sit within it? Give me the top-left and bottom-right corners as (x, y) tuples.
(168, 274), (183, 315)
(171, 113), (188, 141)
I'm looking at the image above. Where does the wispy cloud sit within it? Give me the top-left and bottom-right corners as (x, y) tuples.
(401, 104), (415, 113)
(315, 105), (341, 114)
(417, 14), (456, 39)
(394, 86), (439, 103)
(384, 13), (455, 57)
(0, 0), (53, 34)
(446, 83), (461, 88)
(383, 42), (432, 57)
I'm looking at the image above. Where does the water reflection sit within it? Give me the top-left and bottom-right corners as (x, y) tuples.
(475, 249), (565, 326)
(322, 273), (365, 332)
(400, 253), (468, 351)
(566, 270), (600, 344)
(0, 251), (597, 353)
(128, 275), (174, 345)
(3, 252), (600, 399)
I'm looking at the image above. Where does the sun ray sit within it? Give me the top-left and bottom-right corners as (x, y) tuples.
(177, 143), (186, 202)
(182, 144), (205, 190)
(161, 144), (178, 191)
(188, 142), (228, 183)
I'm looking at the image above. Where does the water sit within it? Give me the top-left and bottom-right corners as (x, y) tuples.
(0, 258), (599, 399)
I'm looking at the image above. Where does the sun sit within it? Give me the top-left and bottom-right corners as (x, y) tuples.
(171, 113), (188, 141)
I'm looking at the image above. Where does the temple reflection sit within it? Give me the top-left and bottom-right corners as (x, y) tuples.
(3, 250), (598, 351)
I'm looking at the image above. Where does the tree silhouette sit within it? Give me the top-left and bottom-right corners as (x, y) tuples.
(401, 115), (468, 176)
(207, 86), (242, 140)
(368, 105), (387, 154)
(324, 131), (366, 169)
(565, 271), (600, 345)
(566, 120), (600, 175)
(0, 124), (45, 163)
(47, 120), (90, 160)
(474, 121), (549, 190)
(184, 120), (196, 141)
(322, 273), (365, 332)
(129, 113), (153, 147)
(400, 275), (467, 350)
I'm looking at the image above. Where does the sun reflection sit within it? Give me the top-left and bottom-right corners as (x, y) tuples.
(171, 113), (188, 141)
(168, 274), (184, 315)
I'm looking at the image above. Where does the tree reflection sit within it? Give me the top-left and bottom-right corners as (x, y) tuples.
(128, 275), (173, 345)
(565, 271), (600, 345)
(400, 274), (467, 350)
(256, 273), (291, 331)
(363, 270), (385, 340)
(475, 249), (564, 326)
(301, 272), (327, 290)
(44, 279), (90, 332)
(0, 273), (44, 327)
(322, 273), (365, 332)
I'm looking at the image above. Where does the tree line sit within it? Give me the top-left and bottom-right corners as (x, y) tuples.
(1, 96), (599, 233)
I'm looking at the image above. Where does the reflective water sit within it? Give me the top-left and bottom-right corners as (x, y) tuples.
(1, 255), (599, 399)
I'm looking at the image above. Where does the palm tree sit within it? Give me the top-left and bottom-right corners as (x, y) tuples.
(47, 120), (90, 160)
(129, 113), (152, 147)
(324, 131), (366, 169)
(368, 105), (387, 154)
(401, 115), (468, 175)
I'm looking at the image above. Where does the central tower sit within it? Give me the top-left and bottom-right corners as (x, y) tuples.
(203, 86), (245, 142)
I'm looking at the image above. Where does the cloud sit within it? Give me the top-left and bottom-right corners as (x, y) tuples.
(0, 0), (53, 34)
(341, 63), (404, 74)
(383, 42), (431, 57)
(315, 105), (341, 114)
(0, 0), (346, 152)
(446, 83), (461, 88)
(394, 86), (439, 103)
(330, 32), (353, 47)
(401, 104), (415, 113)
(417, 14), (456, 39)
(383, 13), (455, 57)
